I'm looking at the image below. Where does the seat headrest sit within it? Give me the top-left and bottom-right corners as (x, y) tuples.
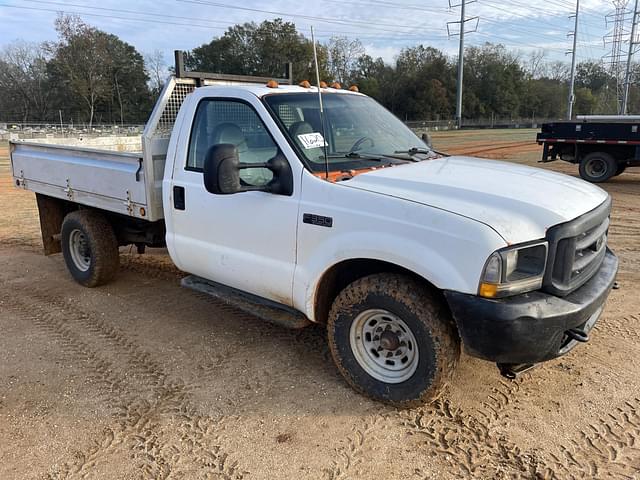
(215, 123), (245, 147)
(289, 121), (315, 138)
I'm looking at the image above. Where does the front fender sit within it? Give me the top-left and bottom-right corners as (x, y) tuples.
(293, 172), (507, 321)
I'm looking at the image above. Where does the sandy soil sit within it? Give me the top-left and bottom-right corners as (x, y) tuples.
(1, 134), (639, 480)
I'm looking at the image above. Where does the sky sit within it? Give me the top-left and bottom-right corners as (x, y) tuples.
(0, 0), (632, 69)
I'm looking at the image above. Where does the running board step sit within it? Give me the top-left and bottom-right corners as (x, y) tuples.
(181, 275), (311, 329)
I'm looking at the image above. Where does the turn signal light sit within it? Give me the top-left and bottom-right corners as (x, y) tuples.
(479, 283), (499, 298)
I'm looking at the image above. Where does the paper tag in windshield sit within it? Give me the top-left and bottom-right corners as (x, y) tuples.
(297, 132), (327, 149)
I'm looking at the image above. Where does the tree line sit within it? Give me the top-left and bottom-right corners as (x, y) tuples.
(1, 15), (638, 126)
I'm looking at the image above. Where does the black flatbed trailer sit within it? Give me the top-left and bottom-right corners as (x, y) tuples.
(537, 116), (640, 182)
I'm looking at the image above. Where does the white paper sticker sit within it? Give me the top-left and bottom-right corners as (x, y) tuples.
(297, 132), (327, 149)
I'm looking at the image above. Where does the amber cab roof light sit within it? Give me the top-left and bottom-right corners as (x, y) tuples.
(319, 81), (328, 88)
(349, 85), (359, 92)
(299, 80), (311, 88)
(266, 80), (279, 88)
(331, 82), (342, 89)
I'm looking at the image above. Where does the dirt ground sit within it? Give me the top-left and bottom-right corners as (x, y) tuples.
(1, 131), (639, 480)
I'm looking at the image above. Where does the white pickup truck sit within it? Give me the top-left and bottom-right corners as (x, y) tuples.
(9, 59), (618, 407)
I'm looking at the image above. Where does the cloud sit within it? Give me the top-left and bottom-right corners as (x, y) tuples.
(0, 0), (615, 64)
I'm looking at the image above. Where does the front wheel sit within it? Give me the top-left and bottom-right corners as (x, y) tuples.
(327, 274), (460, 407)
(579, 152), (617, 183)
(61, 210), (119, 287)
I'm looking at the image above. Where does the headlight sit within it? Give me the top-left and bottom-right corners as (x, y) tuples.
(479, 242), (548, 298)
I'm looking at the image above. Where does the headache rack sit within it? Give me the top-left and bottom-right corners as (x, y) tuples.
(11, 51), (293, 224)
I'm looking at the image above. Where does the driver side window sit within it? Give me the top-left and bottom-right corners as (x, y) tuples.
(187, 99), (277, 186)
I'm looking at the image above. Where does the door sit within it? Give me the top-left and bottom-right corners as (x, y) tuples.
(169, 97), (299, 306)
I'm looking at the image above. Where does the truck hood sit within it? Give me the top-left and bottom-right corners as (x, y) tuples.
(346, 156), (608, 244)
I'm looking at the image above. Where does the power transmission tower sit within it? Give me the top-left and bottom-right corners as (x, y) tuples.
(604, 0), (631, 113)
(623, 0), (639, 113)
(447, 0), (479, 129)
(567, 0), (580, 119)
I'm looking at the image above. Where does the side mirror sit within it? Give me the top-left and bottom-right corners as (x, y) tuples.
(203, 144), (294, 196)
(421, 132), (433, 149)
(203, 144), (242, 194)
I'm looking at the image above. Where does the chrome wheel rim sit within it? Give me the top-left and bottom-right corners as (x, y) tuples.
(69, 229), (91, 272)
(586, 158), (607, 179)
(349, 309), (419, 384)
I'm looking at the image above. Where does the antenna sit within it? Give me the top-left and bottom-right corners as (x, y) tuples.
(311, 26), (330, 180)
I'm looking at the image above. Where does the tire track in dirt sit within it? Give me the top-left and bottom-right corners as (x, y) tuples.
(399, 394), (546, 478)
(324, 415), (385, 480)
(594, 313), (640, 345)
(324, 377), (535, 479)
(548, 398), (640, 479)
(0, 285), (247, 480)
(395, 376), (551, 478)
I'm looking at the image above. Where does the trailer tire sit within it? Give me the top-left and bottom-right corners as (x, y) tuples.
(61, 210), (119, 287)
(327, 273), (460, 408)
(579, 152), (617, 183)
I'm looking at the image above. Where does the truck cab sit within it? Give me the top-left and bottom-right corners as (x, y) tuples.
(10, 62), (618, 407)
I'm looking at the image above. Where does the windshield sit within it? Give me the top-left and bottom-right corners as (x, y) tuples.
(263, 92), (431, 172)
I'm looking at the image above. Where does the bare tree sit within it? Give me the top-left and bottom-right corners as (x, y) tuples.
(543, 60), (571, 82)
(145, 49), (167, 95)
(327, 36), (365, 84)
(0, 41), (51, 122)
(526, 50), (546, 79)
(47, 15), (110, 128)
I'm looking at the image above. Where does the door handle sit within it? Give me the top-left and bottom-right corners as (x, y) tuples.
(173, 186), (185, 210)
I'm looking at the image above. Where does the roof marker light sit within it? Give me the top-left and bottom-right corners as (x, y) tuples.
(299, 80), (311, 88)
(266, 80), (279, 88)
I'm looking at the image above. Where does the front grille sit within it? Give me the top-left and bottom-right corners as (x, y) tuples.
(543, 197), (611, 296)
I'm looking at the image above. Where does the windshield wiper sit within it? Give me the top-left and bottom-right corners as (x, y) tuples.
(323, 152), (418, 163)
(395, 146), (450, 157)
(394, 147), (432, 156)
(325, 152), (384, 161)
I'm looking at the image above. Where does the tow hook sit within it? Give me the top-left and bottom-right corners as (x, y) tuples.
(565, 328), (589, 343)
(497, 363), (536, 380)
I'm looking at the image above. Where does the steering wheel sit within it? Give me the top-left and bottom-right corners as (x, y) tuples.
(349, 136), (375, 153)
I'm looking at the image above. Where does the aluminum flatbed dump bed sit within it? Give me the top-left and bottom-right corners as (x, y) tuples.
(8, 68), (205, 223)
(11, 142), (153, 220)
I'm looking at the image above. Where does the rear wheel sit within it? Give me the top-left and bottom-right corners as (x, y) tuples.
(579, 152), (617, 183)
(327, 273), (460, 407)
(61, 210), (119, 287)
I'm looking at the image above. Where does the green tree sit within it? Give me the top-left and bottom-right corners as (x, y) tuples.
(187, 19), (329, 82)
(47, 15), (150, 126)
(463, 43), (525, 119)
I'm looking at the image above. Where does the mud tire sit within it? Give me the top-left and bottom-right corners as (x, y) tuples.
(61, 210), (119, 287)
(327, 273), (460, 408)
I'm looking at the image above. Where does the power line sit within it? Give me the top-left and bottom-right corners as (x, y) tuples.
(176, 0), (430, 32)
(0, 1), (448, 41)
